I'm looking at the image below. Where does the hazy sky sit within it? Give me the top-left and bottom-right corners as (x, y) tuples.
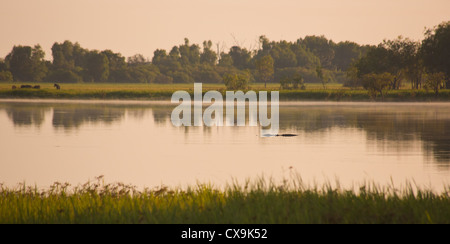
(1, 0), (449, 60)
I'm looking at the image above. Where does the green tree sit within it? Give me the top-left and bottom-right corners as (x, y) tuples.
(128, 54), (148, 66)
(0, 58), (6, 71)
(229, 46), (252, 70)
(0, 71), (13, 82)
(344, 65), (361, 88)
(218, 52), (233, 67)
(52, 41), (76, 70)
(255, 55), (274, 88)
(361, 73), (394, 98)
(151, 50), (167, 66)
(5, 45), (47, 82)
(179, 38), (200, 65)
(200, 40), (217, 66)
(291, 43), (321, 69)
(193, 65), (222, 83)
(269, 41), (297, 68)
(85, 51), (109, 82)
(46, 70), (83, 83)
(316, 66), (329, 89)
(0, 58), (12, 82)
(127, 64), (160, 83)
(424, 72), (447, 95)
(299, 36), (335, 69)
(421, 21), (450, 87)
(223, 72), (250, 90)
(280, 73), (305, 90)
(102, 50), (127, 83)
(333, 41), (361, 71)
(355, 37), (421, 90)
(49, 41), (86, 83)
(169, 46), (181, 59)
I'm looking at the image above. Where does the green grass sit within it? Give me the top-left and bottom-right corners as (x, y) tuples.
(1, 177), (449, 224)
(1, 82), (449, 101)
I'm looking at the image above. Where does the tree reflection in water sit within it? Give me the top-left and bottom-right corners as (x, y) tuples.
(1, 102), (449, 167)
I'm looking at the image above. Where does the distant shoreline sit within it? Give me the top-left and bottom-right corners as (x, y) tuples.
(1, 83), (450, 102)
(2, 89), (450, 102)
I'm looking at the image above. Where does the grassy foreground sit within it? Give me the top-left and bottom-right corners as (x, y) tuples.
(1, 178), (449, 224)
(1, 83), (450, 101)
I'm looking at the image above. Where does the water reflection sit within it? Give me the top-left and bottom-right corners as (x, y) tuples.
(52, 106), (125, 130)
(278, 105), (450, 168)
(2, 103), (50, 128)
(1, 101), (450, 168)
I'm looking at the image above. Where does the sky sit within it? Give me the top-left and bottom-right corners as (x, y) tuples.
(0, 0), (449, 60)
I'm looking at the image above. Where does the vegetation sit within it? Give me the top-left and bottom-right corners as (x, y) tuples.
(351, 21), (450, 94)
(0, 33), (375, 85)
(1, 83), (450, 101)
(424, 72), (447, 95)
(223, 72), (251, 91)
(255, 55), (274, 88)
(0, 21), (449, 100)
(0, 177), (448, 224)
(361, 73), (394, 98)
(280, 74), (305, 90)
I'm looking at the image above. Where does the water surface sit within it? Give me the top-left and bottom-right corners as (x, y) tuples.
(0, 100), (449, 192)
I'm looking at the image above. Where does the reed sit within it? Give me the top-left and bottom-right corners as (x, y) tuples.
(1, 177), (448, 224)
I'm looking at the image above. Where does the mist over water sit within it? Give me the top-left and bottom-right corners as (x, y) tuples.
(0, 100), (449, 192)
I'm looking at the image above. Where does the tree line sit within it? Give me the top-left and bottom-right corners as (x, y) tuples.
(347, 21), (450, 96)
(0, 21), (448, 93)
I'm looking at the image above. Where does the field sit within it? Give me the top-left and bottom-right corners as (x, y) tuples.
(1, 82), (450, 101)
(0, 177), (448, 224)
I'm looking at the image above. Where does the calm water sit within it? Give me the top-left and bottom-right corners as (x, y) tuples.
(0, 100), (449, 192)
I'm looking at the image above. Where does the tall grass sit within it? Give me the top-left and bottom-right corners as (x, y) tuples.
(0, 177), (448, 224)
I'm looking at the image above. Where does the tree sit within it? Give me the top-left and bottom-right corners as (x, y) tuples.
(46, 69), (83, 83)
(5, 45), (47, 82)
(169, 46), (180, 59)
(291, 43), (321, 69)
(333, 41), (361, 71)
(424, 72), (446, 95)
(421, 21), (450, 87)
(0, 71), (13, 82)
(299, 36), (335, 69)
(0, 58), (6, 72)
(223, 72), (250, 90)
(52, 41), (75, 70)
(85, 51), (109, 82)
(179, 38), (200, 65)
(229, 46), (252, 70)
(128, 54), (148, 66)
(344, 65), (361, 88)
(255, 55), (274, 88)
(200, 40), (217, 65)
(316, 66), (329, 89)
(218, 52), (233, 67)
(280, 73), (305, 90)
(361, 73), (394, 98)
(102, 50), (126, 70)
(192, 65), (222, 83)
(102, 50), (127, 83)
(269, 41), (297, 68)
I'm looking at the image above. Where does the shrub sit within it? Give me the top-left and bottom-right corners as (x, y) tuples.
(0, 71), (13, 82)
(223, 72), (250, 90)
(45, 69), (83, 83)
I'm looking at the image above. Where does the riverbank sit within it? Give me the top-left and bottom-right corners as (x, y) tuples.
(0, 178), (448, 224)
(1, 83), (450, 101)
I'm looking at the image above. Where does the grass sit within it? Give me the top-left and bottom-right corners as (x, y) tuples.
(0, 177), (449, 224)
(1, 82), (449, 101)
